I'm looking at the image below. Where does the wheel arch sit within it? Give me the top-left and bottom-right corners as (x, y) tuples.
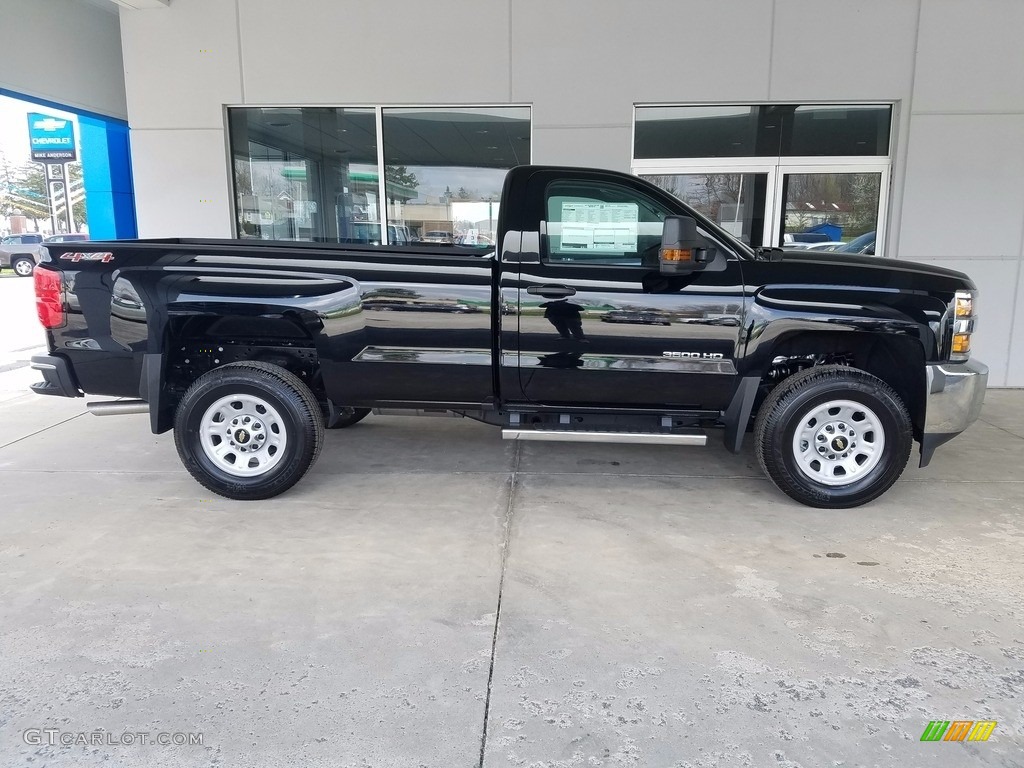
(753, 363), (915, 508)
(148, 306), (325, 434)
(754, 330), (927, 437)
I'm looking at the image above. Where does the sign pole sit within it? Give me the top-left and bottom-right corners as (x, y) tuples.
(47, 179), (59, 235)
(46, 163), (73, 234)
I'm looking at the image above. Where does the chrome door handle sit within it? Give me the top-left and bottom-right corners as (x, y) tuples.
(526, 284), (576, 298)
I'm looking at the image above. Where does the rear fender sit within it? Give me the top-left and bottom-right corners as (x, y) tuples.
(138, 271), (361, 432)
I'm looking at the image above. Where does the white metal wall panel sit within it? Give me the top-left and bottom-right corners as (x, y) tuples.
(1, 0), (128, 119)
(899, 114), (1024, 260)
(119, 0), (242, 130)
(510, 0), (773, 129)
(238, 0), (511, 105)
(769, 0), (919, 101)
(129, 129), (234, 237)
(530, 125), (632, 171)
(914, 0), (1024, 113)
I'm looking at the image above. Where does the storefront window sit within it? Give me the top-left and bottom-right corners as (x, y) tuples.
(634, 103), (892, 254)
(634, 104), (891, 160)
(228, 107), (379, 242)
(227, 105), (530, 245)
(382, 107), (530, 246)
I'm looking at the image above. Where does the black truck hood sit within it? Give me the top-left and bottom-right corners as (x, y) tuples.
(778, 249), (974, 285)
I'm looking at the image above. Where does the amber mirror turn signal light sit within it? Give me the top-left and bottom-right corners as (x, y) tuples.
(659, 216), (707, 274)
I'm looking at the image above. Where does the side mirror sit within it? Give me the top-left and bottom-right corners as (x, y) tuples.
(659, 215), (708, 274)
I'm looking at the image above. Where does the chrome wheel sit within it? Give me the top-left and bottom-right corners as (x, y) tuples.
(198, 393), (288, 477)
(791, 399), (885, 486)
(13, 258), (34, 277)
(755, 366), (911, 508)
(176, 362), (323, 500)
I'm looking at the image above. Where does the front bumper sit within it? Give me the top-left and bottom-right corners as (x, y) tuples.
(919, 359), (988, 467)
(29, 355), (82, 398)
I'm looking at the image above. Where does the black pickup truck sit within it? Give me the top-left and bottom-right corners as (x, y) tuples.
(30, 166), (987, 508)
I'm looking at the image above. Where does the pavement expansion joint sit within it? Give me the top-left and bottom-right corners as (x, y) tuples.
(478, 440), (521, 768)
(978, 417), (1024, 441)
(0, 410), (89, 451)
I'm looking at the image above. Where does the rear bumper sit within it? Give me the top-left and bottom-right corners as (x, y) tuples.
(919, 359), (988, 467)
(29, 355), (82, 398)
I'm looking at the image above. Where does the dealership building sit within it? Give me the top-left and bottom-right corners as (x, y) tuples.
(4, 0), (1023, 386)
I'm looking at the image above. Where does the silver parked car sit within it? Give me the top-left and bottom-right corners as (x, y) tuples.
(0, 233), (89, 276)
(0, 233), (45, 277)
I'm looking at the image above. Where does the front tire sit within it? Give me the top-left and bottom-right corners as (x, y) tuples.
(174, 362), (324, 500)
(12, 257), (34, 277)
(754, 365), (912, 508)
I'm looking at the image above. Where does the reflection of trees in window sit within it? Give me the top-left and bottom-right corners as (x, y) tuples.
(785, 174), (879, 238)
(385, 165), (418, 195)
(846, 174), (880, 237)
(647, 174), (740, 221)
(234, 160), (252, 199)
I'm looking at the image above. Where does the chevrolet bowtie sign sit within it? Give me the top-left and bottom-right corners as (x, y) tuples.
(28, 112), (77, 162)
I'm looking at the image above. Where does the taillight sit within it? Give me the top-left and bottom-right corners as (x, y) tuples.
(34, 267), (65, 329)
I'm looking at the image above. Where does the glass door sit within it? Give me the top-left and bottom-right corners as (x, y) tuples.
(637, 161), (889, 255)
(637, 163), (777, 248)
(772, 163), (889, 255)
(633, 103), (894, 255)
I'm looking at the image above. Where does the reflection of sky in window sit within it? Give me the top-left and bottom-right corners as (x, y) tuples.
(635, 105), (753, 123)
(402, 166), (506, 202)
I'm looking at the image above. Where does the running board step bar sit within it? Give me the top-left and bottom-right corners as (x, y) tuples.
(502, 429), (707, 446)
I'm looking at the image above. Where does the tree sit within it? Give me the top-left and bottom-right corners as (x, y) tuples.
(0, 152), (18, 220)
(385, 165), (418, 191)
(68, 163), (87, 231)
(0, 158), (49, 230)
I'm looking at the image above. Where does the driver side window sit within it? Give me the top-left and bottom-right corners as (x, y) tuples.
(543, 180), (669, 267)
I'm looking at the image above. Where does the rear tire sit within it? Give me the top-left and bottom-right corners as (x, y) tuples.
(12, 257), (34, 277)
(754, 365), (912, 508)
(174, 362), (324, 500)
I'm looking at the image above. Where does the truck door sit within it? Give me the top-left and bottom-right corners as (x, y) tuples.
(510, 169), (745, 410)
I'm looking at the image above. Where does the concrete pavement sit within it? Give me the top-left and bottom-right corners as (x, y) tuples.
(0, 275), (1022, 767)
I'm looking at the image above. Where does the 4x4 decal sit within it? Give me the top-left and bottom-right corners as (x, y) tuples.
(59, 252), (115, 263)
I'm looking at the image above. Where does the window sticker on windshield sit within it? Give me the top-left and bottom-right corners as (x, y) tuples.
(560, 202), (638, 252)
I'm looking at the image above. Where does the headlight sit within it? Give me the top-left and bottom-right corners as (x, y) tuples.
(954, 294), (973, 318)
(950, 289), (976, 362)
